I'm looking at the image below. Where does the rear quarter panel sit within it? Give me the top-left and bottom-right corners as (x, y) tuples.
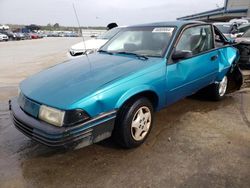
(216, 46), (239, 81)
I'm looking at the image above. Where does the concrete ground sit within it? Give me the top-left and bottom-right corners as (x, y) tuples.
(0, 38), (249, 188)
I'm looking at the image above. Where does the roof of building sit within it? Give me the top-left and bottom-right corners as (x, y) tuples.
(178, 2), (248, 22)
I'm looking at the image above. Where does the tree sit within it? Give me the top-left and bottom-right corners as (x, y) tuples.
(53, 23), (60, 28)
(25, 24), (41, 31)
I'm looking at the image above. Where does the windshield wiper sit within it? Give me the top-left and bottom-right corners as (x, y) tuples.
(98, 49), (113, 55)
(115, 51), (148, 60)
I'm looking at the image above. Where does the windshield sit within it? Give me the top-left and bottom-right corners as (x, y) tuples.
(243, 29), (250, 37)
(99, 26), (175, 57)
(97, 27), (121, 40)
(215, 24), (232, 34)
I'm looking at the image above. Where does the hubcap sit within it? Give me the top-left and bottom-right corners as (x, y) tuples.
(219, 76), (228, 97)
(131, 106), (151, 141)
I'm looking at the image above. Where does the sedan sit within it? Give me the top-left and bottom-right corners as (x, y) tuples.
(0, 33), (8, 41)
(29, 33), (39, 39)
(14, 33), (26, 40)
(10, 21), (243, 149)
(69, 27), (124, 56)
(0, 30), (16, 40)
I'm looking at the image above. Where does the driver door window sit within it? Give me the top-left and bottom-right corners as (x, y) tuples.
(176, 25), (214, 56)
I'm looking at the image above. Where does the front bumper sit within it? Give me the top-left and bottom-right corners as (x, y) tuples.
(10, 98), (116, 149)
(0, 37), (8, 41)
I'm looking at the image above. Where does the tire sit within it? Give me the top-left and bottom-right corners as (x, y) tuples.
(210, 75), (228, 101)
(113, 97), (154, 148)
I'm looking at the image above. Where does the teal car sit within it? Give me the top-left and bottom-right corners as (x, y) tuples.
(10, 21), (243, 149)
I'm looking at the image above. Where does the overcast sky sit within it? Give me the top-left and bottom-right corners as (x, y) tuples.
(0, 0), (224, 26)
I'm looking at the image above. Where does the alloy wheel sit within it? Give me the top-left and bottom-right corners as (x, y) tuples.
(131, 106), (152, 141)
(219, 76), (228, 97)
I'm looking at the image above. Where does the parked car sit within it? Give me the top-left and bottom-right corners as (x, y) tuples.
(65, 32), (79, 37)
(235, 29), (250, 44)
(232, 25), (250, 39)
(0, 33), (8, 41)
(0, 30), (16, 40)
(14, 32), (26, 40)
(69, 27), (123, 56)
(23, 33), (31, 40)
(213, 22), (238, 39)
(29, 33), (39, 39)
(47, 32), (59, 37)
(37, 33), (44, 38)
(10, 21), (243, 150)
(235, 29), (250, 69)
(229, 19), (249, 26)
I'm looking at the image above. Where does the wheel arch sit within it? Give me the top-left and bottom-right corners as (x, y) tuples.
(216, 47), (243, 92)
(115, 86), (160, 111)
(226, 64), (243, 93)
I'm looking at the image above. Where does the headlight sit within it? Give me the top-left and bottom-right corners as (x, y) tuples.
(39, 105), (65, 127)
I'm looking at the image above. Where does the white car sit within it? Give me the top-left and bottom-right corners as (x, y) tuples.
(235, 29), (250, 44)
(0, 33), (8, 41)
(69, 27), (123, 56)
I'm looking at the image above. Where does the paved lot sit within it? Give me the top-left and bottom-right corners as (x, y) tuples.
(0, 38), (250, 188)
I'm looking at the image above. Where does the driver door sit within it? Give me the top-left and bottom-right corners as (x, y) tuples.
(166, 24), (219, 105)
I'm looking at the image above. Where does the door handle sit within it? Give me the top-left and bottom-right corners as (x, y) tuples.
(211, 55), (218, 61)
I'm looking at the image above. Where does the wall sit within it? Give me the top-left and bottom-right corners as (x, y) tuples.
(226, 0), (250, 10)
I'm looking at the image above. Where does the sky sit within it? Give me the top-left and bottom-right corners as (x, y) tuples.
(0, 0), (225, 27)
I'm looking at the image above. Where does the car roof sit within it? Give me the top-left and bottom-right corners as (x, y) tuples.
(128, 21), (204, 28)
(213, 22), (233, 25)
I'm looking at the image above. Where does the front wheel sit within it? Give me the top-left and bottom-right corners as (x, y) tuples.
(113, 98), (154, 148)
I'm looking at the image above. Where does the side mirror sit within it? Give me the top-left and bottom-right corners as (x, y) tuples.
(172, 50), (193, 61)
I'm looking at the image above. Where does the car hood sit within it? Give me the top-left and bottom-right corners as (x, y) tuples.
(20, 53), (160, 110)
(235, 37), (250, 44)
(71, 39), (108, 51)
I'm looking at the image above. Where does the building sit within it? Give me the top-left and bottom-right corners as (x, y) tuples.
(178, 0), (250, 22)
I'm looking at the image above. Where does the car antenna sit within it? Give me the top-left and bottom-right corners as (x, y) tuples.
(72, 3), (92, 67)
(73, 3), (87, 53)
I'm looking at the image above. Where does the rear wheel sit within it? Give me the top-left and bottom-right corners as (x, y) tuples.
(113, 98), (154, 148)
(210, 75), (228, 101)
